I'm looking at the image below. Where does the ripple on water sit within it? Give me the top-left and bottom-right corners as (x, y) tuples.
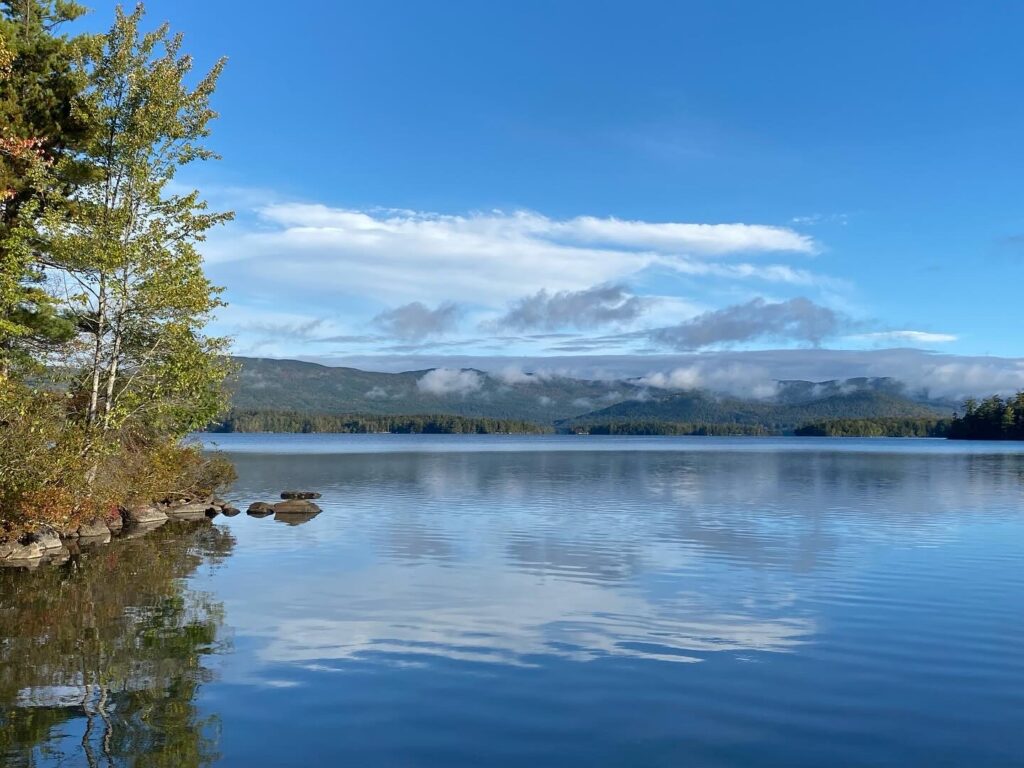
(4, 436), (1024, 767)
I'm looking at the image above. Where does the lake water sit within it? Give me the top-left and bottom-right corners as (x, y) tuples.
(3, 435), (1024, 766)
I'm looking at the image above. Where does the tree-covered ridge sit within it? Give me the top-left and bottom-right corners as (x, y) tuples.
(211, 409), (552, 435)
(948, 394), (1024, 440)
(794, 418), (951, 438)
(561, 387), (946, 434)
(230, 356), (646, 422)
(576, 421), (772, 436)
(230, 358), (953, 429)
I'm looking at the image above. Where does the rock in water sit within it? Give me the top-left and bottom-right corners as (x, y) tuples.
(78, 519), (111, 538)
(274, 510), (320, 526)
(247, 501), (275, 518)
(221, 505), (242, 517)
(273, 499), (322, 526)
(106, 513), (124, 532)
(29, 531), (63, 551)
(124, 504), (169, 525)
(280, 491), (322, 500)
(0, 540), (43, 564)
(273, 499), (322, 515)
(165, 499), (219, 521)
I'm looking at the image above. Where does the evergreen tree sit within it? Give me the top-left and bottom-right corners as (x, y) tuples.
(0, 1), (92, 374)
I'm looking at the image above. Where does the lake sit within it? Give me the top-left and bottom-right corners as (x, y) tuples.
(3, 435), (1024, 766)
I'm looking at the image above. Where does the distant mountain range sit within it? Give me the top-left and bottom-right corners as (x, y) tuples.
(227, 357), (955, 432)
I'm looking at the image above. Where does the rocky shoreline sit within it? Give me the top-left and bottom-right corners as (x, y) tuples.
(0, 491), (323, 569)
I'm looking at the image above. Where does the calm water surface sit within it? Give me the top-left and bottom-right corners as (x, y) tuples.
(3, 435), (1024, 766)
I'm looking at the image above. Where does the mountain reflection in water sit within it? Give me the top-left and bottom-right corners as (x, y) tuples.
(0, 522), (234, 768)
(3, 436), (1024, 767)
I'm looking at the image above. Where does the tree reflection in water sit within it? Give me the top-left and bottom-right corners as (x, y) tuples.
(0, 521), (234, 767)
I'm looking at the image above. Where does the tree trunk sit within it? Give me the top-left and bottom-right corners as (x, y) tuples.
(87, 278), (106, 426)
(101, 327), (122, 430)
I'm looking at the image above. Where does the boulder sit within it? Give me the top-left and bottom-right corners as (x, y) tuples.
(124, 504), (169, 525)
(29, 530), (63, 551)
(246, 501), (275, 518)
(166, 500), (219, 521)
(106, 513), (124, 533)
(280, 491), (322, 500)
(13, 541), (43, 560)
(273, 499), (322, 515)
(120, 519), (167, 539)
(0, 540), (43, 567)
(78, 519), (111, 538)
(0, 540), (43, 562)
(78, 530), (111, 546)
(221, 505), (241, 517)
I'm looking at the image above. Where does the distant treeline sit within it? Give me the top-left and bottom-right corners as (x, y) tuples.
(570, 421), (772, 436)
(794, 418), (951, 438)
(209, 410), (552, 435)
(948, 395), (1024, 440)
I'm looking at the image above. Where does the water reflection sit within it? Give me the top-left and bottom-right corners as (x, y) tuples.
(0, 522), (234, 767)
(211, 445), (1024, 676)
(6, 437), (1024, 767)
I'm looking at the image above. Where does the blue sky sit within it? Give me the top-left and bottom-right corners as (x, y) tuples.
(77, 2), (1024, 392)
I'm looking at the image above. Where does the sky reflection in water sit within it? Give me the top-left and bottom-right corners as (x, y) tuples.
(4, 435), (1024, 767)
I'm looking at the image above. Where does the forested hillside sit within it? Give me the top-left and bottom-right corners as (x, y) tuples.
(224, 358), (954, 434)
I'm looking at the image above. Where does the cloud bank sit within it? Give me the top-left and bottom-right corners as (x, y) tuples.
(373, 301), (460, 341)
(493, 284), (651, 331)
(646, 297), (842, 350)
(306, 349), (1024, 401)
(417, 368), (484, 396)
(207, 204), (822, 307)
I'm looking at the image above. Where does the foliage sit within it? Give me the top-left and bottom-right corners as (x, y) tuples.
(793, 418), (951, 438)
(44, 3), (233, 435)
(573, 421), (771, 436)
(565, 388), (946, 434)
(0, 379), (235, 536)
(0, 4), (235, 534)
(948, 393), (1024, 440)
(211, 408), (552, 435)
(0, 1), (92, 373)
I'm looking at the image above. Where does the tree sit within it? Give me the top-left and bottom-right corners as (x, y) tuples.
(1, 4), (237, 534)
(0, 1), (92, 375)
(44, 4), (233, 438)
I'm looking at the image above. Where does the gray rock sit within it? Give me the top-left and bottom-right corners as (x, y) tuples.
(280, 491), (322, 500)
(106, 514), (123, 533)
(166, 500), (219, 521)
(120, 519), (167, 539)
(273, 499), (322, 515)
(78, 530), (111, 546)
(124, 504), (169, 525)
(29, 530), (63, 551)
(5, 541), (43, 561)
(246, 501), (275, 517)
(78, 519), (111, 538)
(221, 505), (241, 517)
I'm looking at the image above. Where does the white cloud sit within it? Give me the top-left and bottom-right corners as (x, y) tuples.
(548, 215), (817, 255)
(307, 349), (1024, 401)
(638, 363), (781, 399)
(416, 368), (484, 396)
(850, 330), (958, 344)
(205, 204), (823, 307)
